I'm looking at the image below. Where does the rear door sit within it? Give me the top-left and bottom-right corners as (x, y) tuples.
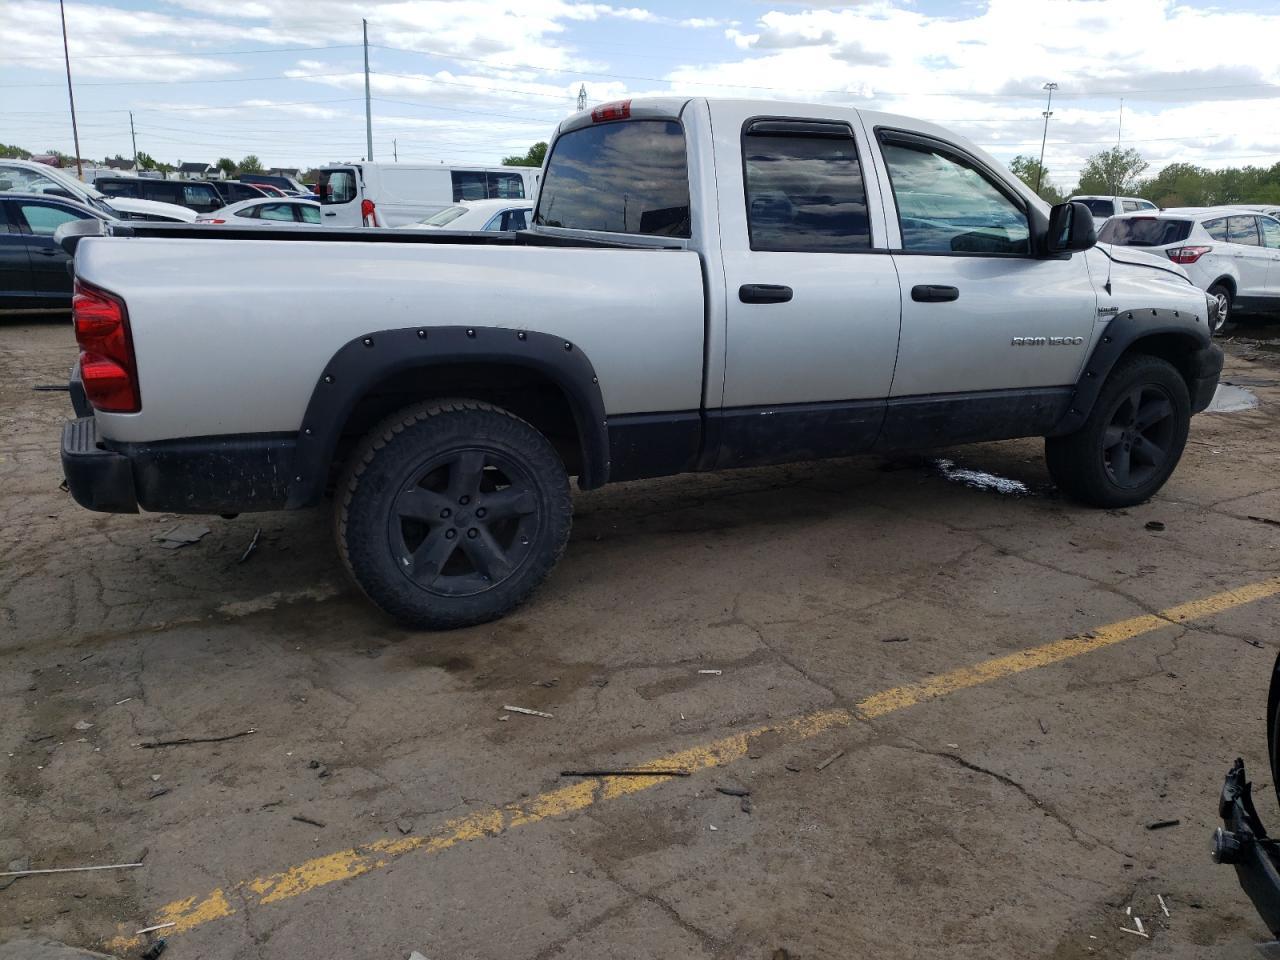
(1259, 216), (1280, 300)
(0, 200), (36, 311)
(1227, 215), (1270, 297)
(874, 127), (1095, 445)
(712, 103), (902, 466)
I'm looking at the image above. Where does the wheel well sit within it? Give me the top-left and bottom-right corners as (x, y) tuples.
(1119, 332), (1202, 394)
(332, 361), (585, 485)
(1209, 276), (1236, 296)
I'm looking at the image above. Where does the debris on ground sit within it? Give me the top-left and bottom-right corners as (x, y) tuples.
(134, 923), (175, 936)
(0, 861), (143, 878)
(139, 729), (256, 749)
(503, 705), (553, 718)
(396, 819), (414, 835)
(0, 857), (30, 891)
(408, 951), (430, 960)
(1146, 818), (1180, 830)
(560, 769), (689, 778)
(697, 669), (722, 676)
(708, 824), (718, 831)
(1038, 718), (1049, 734)
(815, 750), (845, 771)
(1248, 515), (1280, 528)
(140, 939), (167, 959)
(147, 788), (170, 800)
(1158, 894), (1171, 917)
(740, 797), (752, 814)
(152, 524), (211, 550)
(237, 527), (262, 564)
(715, 786), (750, 797)
(784, 763), (801, 773)
(1145, 521), (1166, 531)
(530, 678), (559, 688)
(881, 636), (909, 643)
(291, 815), (325, 828)
(73, 720), (93, 731)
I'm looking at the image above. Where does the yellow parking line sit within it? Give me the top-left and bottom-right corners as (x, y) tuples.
(104, 576), (1280, 953)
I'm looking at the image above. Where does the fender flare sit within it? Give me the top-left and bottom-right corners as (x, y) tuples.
(1049, 306), (1215, 436)
(284, 326), (610, 508)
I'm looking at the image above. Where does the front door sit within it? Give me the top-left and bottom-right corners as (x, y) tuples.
(12, 198), (83, 306)
(0, 200), (35, 312)
(1226, 215), (1271, 298)
(712, 103), (902, 468)
(874, 129), (1096, 447)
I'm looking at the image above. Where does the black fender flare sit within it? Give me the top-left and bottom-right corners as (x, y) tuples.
(1050, 306), (1218, 435)
(284, 326), (609, 508)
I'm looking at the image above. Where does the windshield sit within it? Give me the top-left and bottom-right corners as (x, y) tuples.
(1097, 217), (1191, 247)
(422, 206), (469, 227)
(1076, 198), (1116, 218)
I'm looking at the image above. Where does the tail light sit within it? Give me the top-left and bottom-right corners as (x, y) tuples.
(1167, 245), (1212, 264)
(73, 280), (140, 413)
(207, 218), (226, 224)
(590, 100), (631, 123)
(361, 198), (376, 226)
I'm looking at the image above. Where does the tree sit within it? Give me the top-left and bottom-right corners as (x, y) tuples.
(216, 157), (237, 177)
(239, 154), (263, 173)
(0, 143), (31, 159)
(1074, 147), (1149, 196)
(1008, 155), (1063, 203)
(502, 142), (548, 167)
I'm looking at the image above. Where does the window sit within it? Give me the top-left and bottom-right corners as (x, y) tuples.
(0, 166), (65, 195)
(1139, 200), (1158, 211)
(142, 183), (182, 205)
(1122, 200), (1142, 212)
(99, 180), (140, 198)
(258, 203), (296, 222)
(881, 139), (1029, 254)
(535, 120), (690, 237)
(450, 171), (528, 203)
(500, 208), (529, 230)
(1227, 215), (1260, 245)
(298, 204), (321, 224)
(1204, 218), (1228, 241)
(19, 202), (87, 236)
(183, 184), (220, 213)
(451, 172), (487, 202)
(1077, 198), (1116, 218)
(742, 121), (870, 253)
(318, 169), (357, 205)
(489, 172), (525, 199)
(424, 206), (469, 227)
(235, 206), (261, 219)
(1096, 217), (1191, 247)
(1261, 217), (1280, 249)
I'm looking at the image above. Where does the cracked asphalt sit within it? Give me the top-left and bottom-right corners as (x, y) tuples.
(3, 317), (1280, 959)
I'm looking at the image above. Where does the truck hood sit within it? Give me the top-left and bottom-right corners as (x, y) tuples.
(107, 197), (199, 223)
(1101, 243), (1191, 283)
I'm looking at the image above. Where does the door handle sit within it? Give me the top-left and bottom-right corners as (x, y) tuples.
(323, 211), (337, 217)
(738, 283), (793, 304)
(911, 284), (960, 303)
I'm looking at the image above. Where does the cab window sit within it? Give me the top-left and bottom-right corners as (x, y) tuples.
(318, 169), (357, 205)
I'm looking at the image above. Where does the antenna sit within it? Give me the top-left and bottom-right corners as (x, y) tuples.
(577, 84), (588, 113)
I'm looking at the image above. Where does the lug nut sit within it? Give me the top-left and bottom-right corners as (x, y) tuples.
(440, 508), (451, 519)
(445, 529), (456, 540)
(459, 495), (470, 505)
(476, 507), (487, 518)
(467, 528), (478, 539)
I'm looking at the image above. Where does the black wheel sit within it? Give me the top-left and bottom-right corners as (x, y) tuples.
(1045, 354), (1190, 508)
(336, 399), (572, 629)
(1208, 282), (1232, 336)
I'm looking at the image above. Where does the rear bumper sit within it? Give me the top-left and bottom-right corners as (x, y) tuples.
(1215, 759), (1280, 942)
(1190, 343), (1225, 414)
(62, 417), (139, 513)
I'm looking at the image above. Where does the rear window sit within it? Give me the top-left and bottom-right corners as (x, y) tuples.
(424, 206), (468, 226)
(1204, 218), (1228, 241)
(1097, 217), (1191, 247)
(1077, 198), (1115, 218)
(535, 120), (690, 237)
(318, 168), (358, 205)
(99, 180), (139, 198)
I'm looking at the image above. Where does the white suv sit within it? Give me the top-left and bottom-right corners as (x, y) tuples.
(1098, 206), (1280, 332)
(1069, 194), (1158, 224)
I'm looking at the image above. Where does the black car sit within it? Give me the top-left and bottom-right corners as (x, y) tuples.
(209, 180), (268, 205)
(93, 176), (223, 214)
(1216, 655), (1280, 954)
(0, 193), (107, 314)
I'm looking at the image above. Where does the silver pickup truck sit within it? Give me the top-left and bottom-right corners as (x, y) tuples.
(59, 97), (1223, 628)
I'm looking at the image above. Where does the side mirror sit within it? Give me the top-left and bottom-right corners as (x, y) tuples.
(1046, 201), (1097, 254)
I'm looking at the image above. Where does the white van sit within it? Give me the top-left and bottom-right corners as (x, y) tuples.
(314, 163), (539, 227)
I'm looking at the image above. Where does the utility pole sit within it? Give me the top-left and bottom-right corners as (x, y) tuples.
(59, 0), (83, 180)
(363, 18), (373, 162)
(1112, 98), (1125, 197)
(129, 111), (138, 169)
(1035, 81), (1057, 196)
(577, 84), (587, 112)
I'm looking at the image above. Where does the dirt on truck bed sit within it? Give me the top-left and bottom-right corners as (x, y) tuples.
(3, 317), (1280, 960)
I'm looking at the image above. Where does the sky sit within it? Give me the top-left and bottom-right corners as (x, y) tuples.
(2, 0), (1279, 190)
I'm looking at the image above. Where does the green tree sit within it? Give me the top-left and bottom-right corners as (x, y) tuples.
(0, 143), (31, 159)
(1007, 155), (1063, 203)
(1074, 147), (1150, 196)
(216, 157), (237, 177)
(502, 142), (548, 167)
(239, 154), (263, 173)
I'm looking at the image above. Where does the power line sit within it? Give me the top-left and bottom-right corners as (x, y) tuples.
(3, 43), (361, 62)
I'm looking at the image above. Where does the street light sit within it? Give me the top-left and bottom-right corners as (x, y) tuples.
(1035, 81), (1058, 195)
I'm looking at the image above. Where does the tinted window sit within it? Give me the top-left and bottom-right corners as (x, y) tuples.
(99, 180), (140, 198)
(258, 203), (296, 222)
(1077, 198), (1116, 218)
(489, 172), (525, 199)
(318, 169), (357, 205)
(1122, 200), (1141, 212)
(142, 182), (182, 205)
(1227, 215), (1259, 245)
(882, 141), (1029, 254)
(451, 172), (487, 202)
(500, 209), (529, 230)
(19, 202), (87, 236)
(1261, 216), (1280, 249)
(743, 124), (870, 253)
(536, 120), (690, 237)
(183, 184), (220, 213)
(1204, 218), (1228, 241)
(298, 204), (321, 224)
(234, 205), (261, 219)
(1096, 217), (1191, 247)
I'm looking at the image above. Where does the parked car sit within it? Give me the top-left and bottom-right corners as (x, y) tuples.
(0, 193), (110, 315)
(0, 159), (196, 223)
(94, 176), (223, 215)
(195, 198), (322, 225)
(251, 184), (289, 197)
(57, 96), (1221, 628)
(1098, 207), (1280, 332)
(208, 180), (269, 206)
(395, 198), (534, 231)
(1068, 195), (1158, 225)
(1215, 655), (1280, 948)
(235, 173), (308, 195)
(1230, 203), (1280, 220)
(315, 162), (538, 226)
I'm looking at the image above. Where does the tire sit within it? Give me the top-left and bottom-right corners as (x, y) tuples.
(335, 399), (572, 629)
(1208, 282), (1232, 336)
(1045, 354), (1190, 508)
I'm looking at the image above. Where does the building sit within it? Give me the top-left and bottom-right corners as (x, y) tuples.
(176, 162), (215, 181)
